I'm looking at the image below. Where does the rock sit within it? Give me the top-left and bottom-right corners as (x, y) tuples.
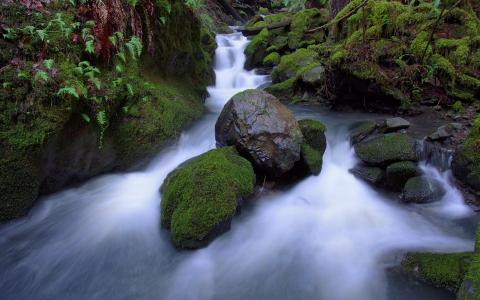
(349, 120), (378, 145)
(244, 28), (270, 69)
(298, 119), (327, 175)
(271, 48), (317, 83)
(300, 64), (325, 85)
(386, 161), (421, 191)
(452, 123), (480, 194)
(458, 228), (480, 300)
(350, 165), (385, 186)
(401, 252), (472, 293)
(215, 89), (303, 177)
(428, 123), (463, 141)
(160, 147), (255, 249)
(402, 176), (446, 203)
(383, 117), (410, 133)
(264, 78), (296, 101)
(354, 133), (417, 167)
(262, 52), (280, 67)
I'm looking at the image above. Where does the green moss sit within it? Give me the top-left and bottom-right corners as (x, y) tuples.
(245, 28), (271, 69)
(430, 54), (456, 80)
(298, 119), (326, 175)
(272, 48), (318, 82)
(402, 252), (472, 292)
(410, 31), (432, 59)
(265, 78), (296, 101)
(458, 228), (480, 300)
(330, 45), (349, 65)
(354, 133), (417, 166)
(453, 100), (464, 112)
(161, 147), (255, 249)
(263, 52), (281, 66)
(288, 8), (329, 50)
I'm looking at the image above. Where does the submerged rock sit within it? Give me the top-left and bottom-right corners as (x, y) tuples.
(160, 147), (255, 249)
(298, 119), (327, 175)
(402, 176), (445, 203)
(385, 161), (421, 191)
(401, 252), (472, 293)
(215, 89), (303, 177)
(383, 117), (410, 133)
(350, 165), (385, 186)
(354, 133), (417, 167)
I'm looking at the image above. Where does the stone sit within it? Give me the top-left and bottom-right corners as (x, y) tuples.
(350, 165), (385, 186)
(350, 120), (378, 145)
(383, 117), (410, 133)
(298, 119), (327, 175)
(215, 89), (303, 177)
(386, 161), (421, 191)
(402, 176), (446, 203)
(300, 64), (325, 85)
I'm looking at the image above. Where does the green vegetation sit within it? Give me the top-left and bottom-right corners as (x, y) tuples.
(458, 228), (480, 300)
(298, 119), (327, 175)
(161, 147), (255, 249)
(354, 133), (417, 166)
(402, 252), (472, 292)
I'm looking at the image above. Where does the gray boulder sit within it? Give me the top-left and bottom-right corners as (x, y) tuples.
(402, 176), (446, 203)
(215, 89), (304, 177)
(384, 117), (410, 133)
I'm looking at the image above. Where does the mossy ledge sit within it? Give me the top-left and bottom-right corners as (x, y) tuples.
(160, 147), (255, 249)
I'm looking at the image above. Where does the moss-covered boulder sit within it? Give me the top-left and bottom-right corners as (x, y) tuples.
(452, 118), (480, 195)
(299, 63), (325, 85)
(264, 78), (296, 101)
(288, 8), (329, 50)
(401, 252), (472, 293)
(263, 52), (281, 67)
(271, 48), (318, 83)
(160, 147), (255, 249)
(354, 133), (417, 167)
(245, 28), (271, 69)
(458, 228), (480, 300)
(402, 176), (446, 203)
(215, 89), (303, 177)
(298, 119), (327, 175)
(350, 165), (385, 186)
(386, 161), (421, 191)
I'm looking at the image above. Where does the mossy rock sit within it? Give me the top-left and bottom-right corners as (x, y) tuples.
(288, 8), (329, 50)
(402, 176), (446, 203)
(452, 120), (480, 194)
(265, 77), (296, 101)
(245, 28), (271, 69)
(160, 147), (255, 249)
(263, 52), (281, 67)
(386, 161), (421, 191)
(354, 133), (417, 167)
(402, 252), (472, 293)
(350, 165), (385, 186)
(458, 228), (480, 300)
(298, 119), (327, 175)
(272, 48), (318, 83)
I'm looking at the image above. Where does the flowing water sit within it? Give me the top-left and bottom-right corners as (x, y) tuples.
(0, 31), (477, 300)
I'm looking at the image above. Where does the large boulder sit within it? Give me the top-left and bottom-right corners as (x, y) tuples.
(402, 176), (446, 203)
(160, 147), (255, 249)
(245, 28), (271, 69)
(354, 133), (417, 167)
(215, 89), (303, 177)
(298, 119), (327, 175)
(385, 161), (421, 191)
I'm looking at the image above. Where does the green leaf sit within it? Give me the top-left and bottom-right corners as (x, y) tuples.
(122, 106), (129, 113)
(43, 59), (54, 70)
(126, 83), (134, 96)
(115, 64), (124, 73)
(17, 70), (29, 80)
(85, 40), (95, 54)
(96, 110), (107, 126)
(89, 77), (102, 90)
(37, 29), (47, 41)
(85, 20), (95, 27)
(57, 87), (79, 99)
(117, 50), (127, 63)
(80, 113), (91, 123)
(34, 70), (49, 83)
(109, 35), (117, 46)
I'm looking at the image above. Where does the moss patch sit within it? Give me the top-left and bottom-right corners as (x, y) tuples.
(354, 133), (417, 166)
(161, 147), (255, 249)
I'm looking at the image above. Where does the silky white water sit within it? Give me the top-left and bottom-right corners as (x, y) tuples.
(0, 32), (475, 300)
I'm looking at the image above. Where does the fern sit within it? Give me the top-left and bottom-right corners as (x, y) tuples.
(80, 113), (91, 123)
(125, 36), (143, 60)
(96, 110), (107, 126)
(117, 50), (127, 63)
(126, 83), (134, 96)
(37, 29), (47, 41)
(57, 87), (79, 99)
(89, 77), (102, 90)
(43, 59), (54, 70)
(34, 70), (49, 83)
(85, 40), (95, 54)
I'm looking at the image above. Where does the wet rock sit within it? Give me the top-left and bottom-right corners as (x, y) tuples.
(298, 119), (327, 175)
(354, 133), (417, 167)
(402, 176), (446, 203)
(428, 123), (463, 141)
(271, 48), (317, 83)
(350, 165), (385, 185)
(383, 117), (410, 133)
(160, 147), (255, 249)
(349, 120), (378, 145)
(215, 89), (303, 177)
(386, 161), (421, 191)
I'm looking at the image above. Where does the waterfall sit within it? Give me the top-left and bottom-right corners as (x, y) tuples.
(415, 139), (454, 171)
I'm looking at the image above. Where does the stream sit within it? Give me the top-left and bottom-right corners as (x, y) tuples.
(0, 31), (477, 300)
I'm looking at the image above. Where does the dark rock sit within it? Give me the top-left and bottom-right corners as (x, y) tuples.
(300, 64), (325, 85)
(354, 133), (417, 167)
(383, 117), (410, 133)
(402, 176), (446, 203)
(215, 89), (303, 177)
(298, 119), (327, 175)
(386, 161), (421, 191)
(428, 123), (463, 141)
(350, 165), (385, 186)
(350, 120), (378, 145)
